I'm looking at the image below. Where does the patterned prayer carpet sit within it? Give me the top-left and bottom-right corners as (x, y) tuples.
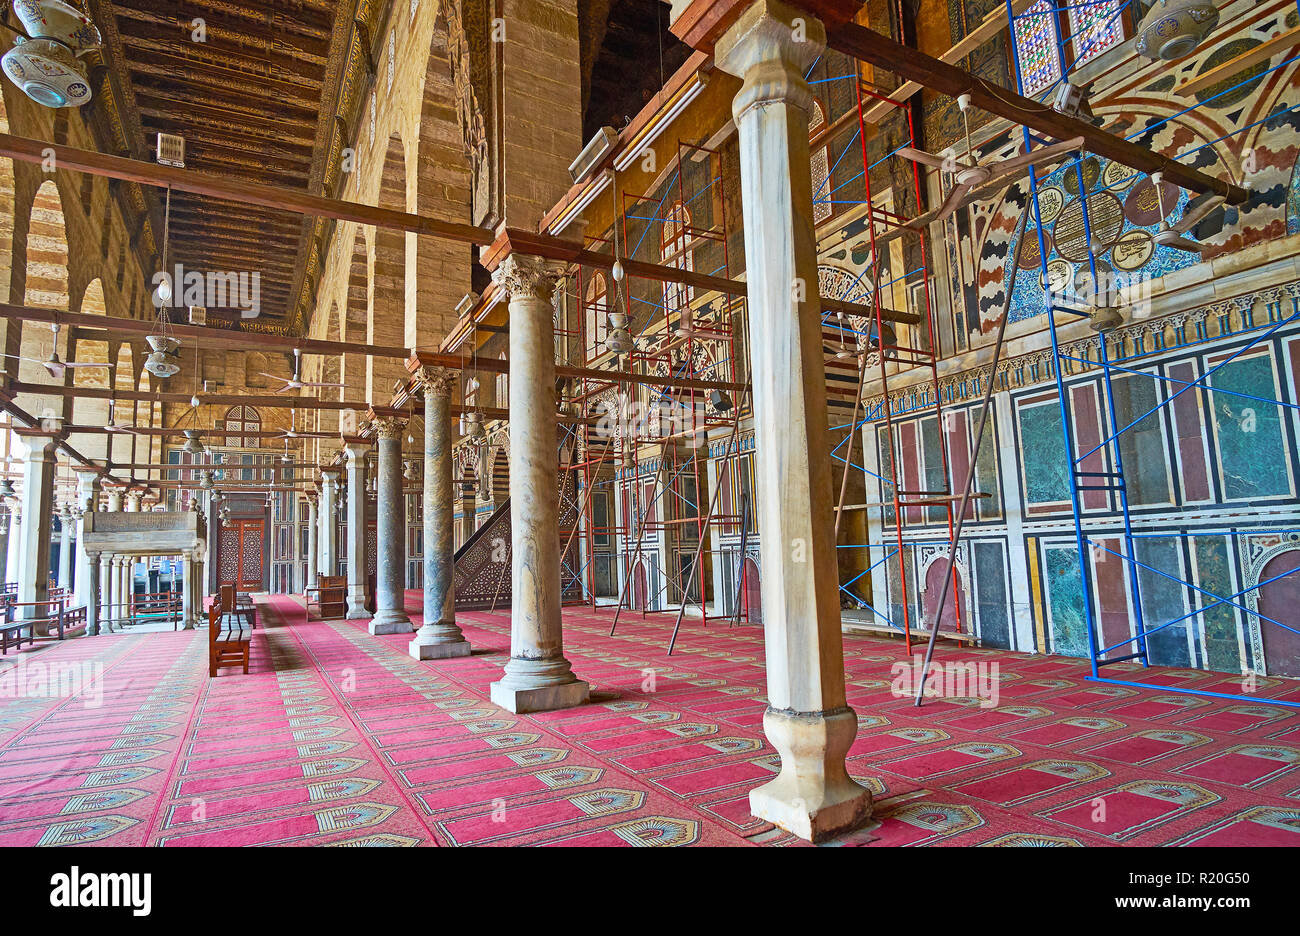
(0, 591), (1298, 847)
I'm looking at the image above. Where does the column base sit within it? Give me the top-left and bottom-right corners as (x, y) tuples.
(409, 636), (472, 660)
(490, 678), (589, 714)
(345, 590), (368, 620)
(489, 657), (589, 713)
(368, 610), (412, 635)
(749, 706), (872, 844)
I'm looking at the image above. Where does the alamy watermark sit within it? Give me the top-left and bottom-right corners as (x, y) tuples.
(890, 654), (1000, 709)
(152, 262), (261, 319)
(0, 660), (103, 708)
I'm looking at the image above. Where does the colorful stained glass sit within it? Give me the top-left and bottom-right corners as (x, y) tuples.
(1014, 1), (1063, 97)
(1068, 0), (1124, 65)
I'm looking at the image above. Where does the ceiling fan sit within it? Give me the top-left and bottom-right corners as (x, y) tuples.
(104, 398), (141, 436)
(261, 348), (344, 394)
(273, 408), (334, 441)
(1150, 172), (1226, 254)
(5, 323), (113, 378)
(890, 96), (1083, 235)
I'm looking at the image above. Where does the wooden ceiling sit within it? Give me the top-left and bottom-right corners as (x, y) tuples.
(86, 0), (358, 328)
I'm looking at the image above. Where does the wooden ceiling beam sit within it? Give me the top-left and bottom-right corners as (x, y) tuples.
(11, 380), (365, 412)
(825, 21), (1249, 203)
(0, 134), (494, 244)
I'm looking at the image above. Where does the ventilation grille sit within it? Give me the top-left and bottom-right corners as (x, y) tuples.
(156, 133), (185, 168)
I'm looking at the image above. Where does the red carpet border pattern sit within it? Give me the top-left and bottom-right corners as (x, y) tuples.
(0, 591), (1298, 846)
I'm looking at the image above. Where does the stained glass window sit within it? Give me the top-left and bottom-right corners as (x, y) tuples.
(1013, 1), (1063, 97)
(1068, 0), (1124, 65)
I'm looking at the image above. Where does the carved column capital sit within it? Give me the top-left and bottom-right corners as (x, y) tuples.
(491, 254), (565, 303)
(370, 416), (407, 441)
(417, 366), (457, 399)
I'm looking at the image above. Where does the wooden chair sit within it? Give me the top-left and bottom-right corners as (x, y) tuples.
(208, 602), (250, 676)
(306, 575), (347, 620)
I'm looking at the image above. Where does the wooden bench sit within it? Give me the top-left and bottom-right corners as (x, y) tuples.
(0, 600), (85, 651)
(208, 602), (251, 676)
(306, 575), (347, 620)
(0, 617), (31, 654)
(218, 585), (257, 631)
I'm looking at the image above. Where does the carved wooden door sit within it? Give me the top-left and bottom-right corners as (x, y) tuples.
(219, 519), (265, 591)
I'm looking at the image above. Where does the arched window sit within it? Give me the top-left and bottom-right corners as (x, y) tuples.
(1067, 0), (1124, 65)
(1012, 1), (1063, 97)
(661, 202), (693, 317)
(220, 405), (261, 448)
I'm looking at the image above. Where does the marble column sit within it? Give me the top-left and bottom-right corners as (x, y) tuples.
(56, 507), (72, 590)
(73, 470), (101, 616)
(714, 0), (869, 842)
(319, 469), (340, 578)
(181, 549), (198, 630)
(84, 550), (101, 637)
(14, 428), (59, 630)
(410, 367), (471, 660)
(120, 556), (133, 625)
(0, 504), (10, 584)
(343, 443), (369, 619)
(305, 492), (319, 591)
(125, 490), (142, 512)
(368, 415), (412, 635)
(5, 507), (18, 588)
(98, 553), (115, 634)
(488, 255), (588, 713)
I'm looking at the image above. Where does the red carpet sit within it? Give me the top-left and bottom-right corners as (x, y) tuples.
(0, 592), (1297, 846)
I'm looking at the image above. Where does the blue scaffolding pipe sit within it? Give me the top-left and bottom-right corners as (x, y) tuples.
(1126, 51), (1300, 142)
(1088, 540), (1294, 637)
(1128, 530), (1300, 538)
(1085, 676), (1300, 709)
(1057, 351), (1300, 412)
(1008, 0), (1108, 681)
(1093, 560), (1300, 657)
(1075, 307), (1300, 464)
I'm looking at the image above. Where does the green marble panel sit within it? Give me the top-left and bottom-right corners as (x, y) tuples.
(1193, 535), (1243, 673)
(1210, 356), (1291, 500)
(1111, 374), (1172, 506)
(1044, 544), (1089, 657)
(1135, 537), (1191, 667)
(1020, 401), (1070, 506)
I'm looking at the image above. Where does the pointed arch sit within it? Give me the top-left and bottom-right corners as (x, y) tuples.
(344, 228), (368, 406)
(371, 132), (408, 400)
(413, 23), (473, 349)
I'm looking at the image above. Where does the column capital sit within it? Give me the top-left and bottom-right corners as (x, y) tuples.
(715, 0), (824, 112)
(491, 253), (566, 303)
(416, 366), (457, 399)
(369, 416), (407, 440)
(343, 441), (369, 464)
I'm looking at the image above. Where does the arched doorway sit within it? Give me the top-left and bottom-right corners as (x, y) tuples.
(923, 558), (966, 632)
(631, 559), (649, 611)
(742, 557), (761, 625)
(1259, 550), (1300, 677)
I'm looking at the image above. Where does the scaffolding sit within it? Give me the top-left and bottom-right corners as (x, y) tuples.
(557, 141), (750, 639)
(1004, 0), (1300, 707)
(808, 57), (972, 653)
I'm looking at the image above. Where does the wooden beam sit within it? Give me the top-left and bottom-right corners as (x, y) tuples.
(483, 228), (924, 326)
(0, 133), (495, 245)
(8, 381), (366, 412)
(860, 0), (1036, 124)
(0, 302), (412, 359)
(826, 22), (1250, 204)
